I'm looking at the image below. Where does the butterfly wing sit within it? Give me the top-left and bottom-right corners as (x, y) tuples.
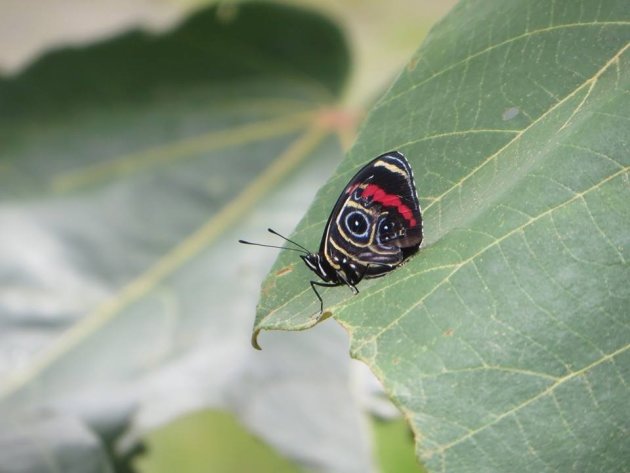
(320, 151), (423, 284)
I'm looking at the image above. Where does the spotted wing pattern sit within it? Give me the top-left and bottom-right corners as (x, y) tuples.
(319, 151), (423, 286)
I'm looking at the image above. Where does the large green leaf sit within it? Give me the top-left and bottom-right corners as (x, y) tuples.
(0, 3), (384, 471)
(254, 0), (630, 471)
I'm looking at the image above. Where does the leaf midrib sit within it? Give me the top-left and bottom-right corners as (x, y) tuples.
(51, 110), (316, 192)
(0, 122), (329, 402)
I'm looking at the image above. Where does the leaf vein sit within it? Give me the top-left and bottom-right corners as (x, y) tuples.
(354, 166), (628, 352)
(424, 42), (630, 213)
(429, 343), (630, 455)
(373, 22), (630, 113)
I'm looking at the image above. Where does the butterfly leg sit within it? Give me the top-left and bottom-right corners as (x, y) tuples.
(310, 281), (339, 314)
(335, 271), (359, 296)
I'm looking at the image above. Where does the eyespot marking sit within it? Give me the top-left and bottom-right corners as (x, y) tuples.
(344, 210), (370, 238)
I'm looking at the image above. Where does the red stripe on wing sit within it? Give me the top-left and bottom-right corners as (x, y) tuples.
(362, 184), (417, 227)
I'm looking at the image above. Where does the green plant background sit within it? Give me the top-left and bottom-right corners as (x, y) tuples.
(1, 0), (627, 472)
(0, 1), (453, 472)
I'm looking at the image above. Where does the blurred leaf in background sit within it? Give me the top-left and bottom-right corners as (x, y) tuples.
(136, 410), (300, 473)
(0, 0), (455, 472)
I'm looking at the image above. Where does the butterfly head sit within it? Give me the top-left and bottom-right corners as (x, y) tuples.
(301, 252), (333, 282)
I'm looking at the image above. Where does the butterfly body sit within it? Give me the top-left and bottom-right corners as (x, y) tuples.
(303, 151), (423, 309)
(241, 151), (423, 313)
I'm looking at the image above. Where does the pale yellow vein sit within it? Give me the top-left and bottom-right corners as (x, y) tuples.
(374, 22), (630, 112)
(0, 124), (327, 401)
(51, 110), (315, 192)
(423, 42), (629, 213)
(427, 343), (629, 456)
(354, 165), (628, 352)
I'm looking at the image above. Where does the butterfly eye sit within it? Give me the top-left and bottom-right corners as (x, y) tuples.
(344, 211), (370, 238)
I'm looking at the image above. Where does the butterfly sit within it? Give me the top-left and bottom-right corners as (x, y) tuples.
(240, 151), (423, 314)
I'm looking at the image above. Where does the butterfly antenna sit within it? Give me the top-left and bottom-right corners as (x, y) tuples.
(238, 239), (307, 254)
(266, 228), (312, 254)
